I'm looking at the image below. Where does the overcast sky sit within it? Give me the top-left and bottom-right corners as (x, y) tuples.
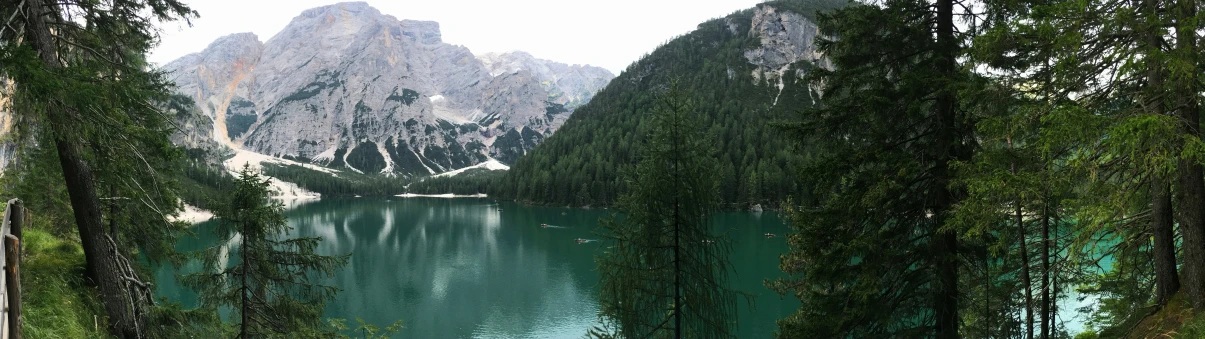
(149, 0), (764, 74)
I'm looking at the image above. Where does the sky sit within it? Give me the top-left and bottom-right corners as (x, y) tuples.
(148, 0), (765, 74)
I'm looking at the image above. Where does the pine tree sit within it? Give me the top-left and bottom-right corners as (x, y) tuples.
(974, 0), (1189, 317)
(183, 167), (349, 338)
(768, 0), (975, 336)
(0, 0), (197, 336)
(591, 83), (740, 338)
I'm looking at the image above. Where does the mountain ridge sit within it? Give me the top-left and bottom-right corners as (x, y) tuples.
(492, 0), (842, 207)
(165, 1), (614, 177)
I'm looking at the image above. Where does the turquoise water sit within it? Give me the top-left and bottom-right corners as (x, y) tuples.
(155, 197), (799, 338)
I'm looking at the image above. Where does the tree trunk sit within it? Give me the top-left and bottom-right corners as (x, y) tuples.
(1174, 0), (1205, 310)
(1041, 206), (1051, 339)
(1144, 0), (1180, 307)
(1154, 179), (1180, 304)
(24, 0), (142, 337)
(55, 139), (140, 337)
(933, 0), (959, 336)
(672, 113), (682, 339)
(1018, 196), (1033, 339)
(241, 219), (249, 337)
(1050, 210), (1062, 335)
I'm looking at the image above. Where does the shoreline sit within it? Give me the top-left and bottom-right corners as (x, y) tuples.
(170, 204), (214, 224)
(395, 193), (488, 198)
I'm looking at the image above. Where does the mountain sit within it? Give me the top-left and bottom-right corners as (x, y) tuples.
(479, 51), (617, 110)
(164, 2), (613, 177)
(492, 0), (844, 207)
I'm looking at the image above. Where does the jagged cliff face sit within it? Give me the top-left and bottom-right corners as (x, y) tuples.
(745, 4), (830, 103)
(166, 94), (228, 165)
(167, 33), (263, 145)
(478, 51), (616, 109)
(0, 78), (17, 172)
(164, 2), (614, 176)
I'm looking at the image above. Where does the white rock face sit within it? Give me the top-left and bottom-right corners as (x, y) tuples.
(164, 2), (613, 177)
(165, 33), (263, 145)
(745, 4), (831, 104)
(478, 51), (615, 109)
(0, 78), (17, 173)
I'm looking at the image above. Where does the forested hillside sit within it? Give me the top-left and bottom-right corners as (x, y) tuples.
(491, 0), (844, 208)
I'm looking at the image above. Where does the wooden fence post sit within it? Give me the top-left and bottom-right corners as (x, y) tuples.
(5, 199), (22, 339)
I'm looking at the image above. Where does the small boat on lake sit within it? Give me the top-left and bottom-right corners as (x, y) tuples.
(575, 238), (588, 243)
(541, 223), (548, 227)
(764, 233), (776, 237)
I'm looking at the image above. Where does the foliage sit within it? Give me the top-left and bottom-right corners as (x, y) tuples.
(345, 141), (387, 174)
(493, 3), (828, 208)
(261, 163), (408, 197)
(226, 114), (257, 139)
(20, 228), (111, 338)
(768, 0), (974, 337)
(405, 168), (505, 195)
(20, 221), (222, 338)
(177, 159), (238, 211)
(592, 83), (740, 338)
(182, 167), (350, 338)
(326, 318), (404, 339)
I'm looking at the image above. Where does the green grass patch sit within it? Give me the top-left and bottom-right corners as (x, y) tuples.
(21, 228), (112, 338)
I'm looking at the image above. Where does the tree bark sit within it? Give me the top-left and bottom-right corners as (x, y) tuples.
(933, 0), (959, 336)
(24, 0), (142, 337)
(241, 218), (249, 337)
(1154, 179), (1180, 304)
(1174, 0), (1205, 310)
(1017, 196), (1033, 339)
(1041, 206), (1050, 339)
(672, 112), (682, 339)
(1143, 0), (1180, 307)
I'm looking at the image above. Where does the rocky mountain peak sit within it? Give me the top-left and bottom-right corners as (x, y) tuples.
(478, 51), (615, 109)
(745, 4), (829, 104)
(166, 3), (613, 177)
(298, 1), (380, 20)
(400, 20), (442, 44)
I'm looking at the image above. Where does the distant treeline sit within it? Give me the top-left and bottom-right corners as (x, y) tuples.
(178, 159), (237, 210)
(406, 168), (505, 195)
(260, 164), (408, 197)
(488, 1), (839, 208)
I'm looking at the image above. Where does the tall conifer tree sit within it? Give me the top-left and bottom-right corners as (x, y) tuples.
(592, 83), (740, 338)
(769, 0), (974, 336)
(184, 167), (349, 338)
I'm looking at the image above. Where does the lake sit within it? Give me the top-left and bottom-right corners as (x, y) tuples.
(154, 197), (800, 338)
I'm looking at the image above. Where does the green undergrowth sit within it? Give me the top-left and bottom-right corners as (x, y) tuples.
(1073, 292), (1205, 339)
(21, 228), (112, 338)
(1172, 302), (1205, 339)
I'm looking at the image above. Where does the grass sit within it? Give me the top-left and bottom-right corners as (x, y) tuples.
(21, 228), (112, 338)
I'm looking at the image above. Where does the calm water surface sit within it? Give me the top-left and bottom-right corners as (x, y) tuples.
(155, 197), (798, 338)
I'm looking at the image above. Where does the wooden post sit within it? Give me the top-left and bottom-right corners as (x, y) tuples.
(5, 234), (19, 339)
(5, 199), (21, 339)
(8, 201), (21, 251)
